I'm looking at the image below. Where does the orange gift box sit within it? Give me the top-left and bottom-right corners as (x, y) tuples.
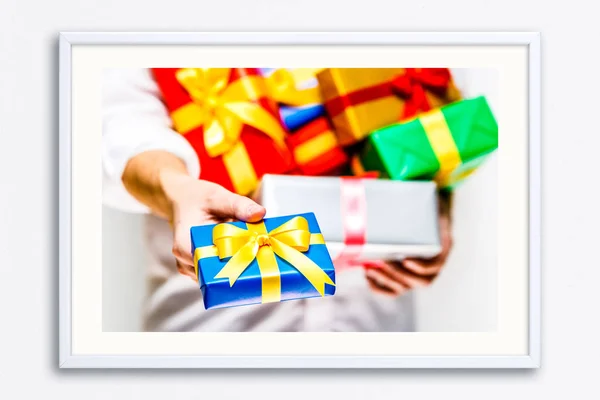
(286, 117), (348, 176)
(317, 68), (462, 146)
(152, 68), (294, 195)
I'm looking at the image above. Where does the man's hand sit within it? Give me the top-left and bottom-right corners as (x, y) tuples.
(365, 191), (454, 297)
(122, 150), (265, 281)
(164, 172), (265, 280)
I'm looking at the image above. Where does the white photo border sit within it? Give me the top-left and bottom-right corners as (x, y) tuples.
(59, 32), (541, 369)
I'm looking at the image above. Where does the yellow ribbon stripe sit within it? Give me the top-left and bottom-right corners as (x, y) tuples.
(222, 141), (258, 196)
(419, 110), (462, 187)
(171, 68), (288, 195)
(293, 130), (338, 165)
(265, 68), (324, 106)
(194, 216), (334, 304)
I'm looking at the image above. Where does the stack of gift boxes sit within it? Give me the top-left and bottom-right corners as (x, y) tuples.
(152, 67), (499, 309)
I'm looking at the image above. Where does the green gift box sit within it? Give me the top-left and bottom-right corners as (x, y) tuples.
(357, 96), (498, 188)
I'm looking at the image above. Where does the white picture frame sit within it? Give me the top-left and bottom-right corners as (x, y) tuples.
(59, 32), (541, 369)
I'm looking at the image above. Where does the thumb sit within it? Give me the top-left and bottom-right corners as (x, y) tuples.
(207, 186), (266, 222)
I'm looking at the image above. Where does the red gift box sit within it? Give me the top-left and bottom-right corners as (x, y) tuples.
(152, 68), (294, 195)
(286, 117), (349, 176)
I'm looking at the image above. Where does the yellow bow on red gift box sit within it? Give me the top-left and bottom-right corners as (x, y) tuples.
(194, 216), (335, 304)
(171, 68), (288, 195)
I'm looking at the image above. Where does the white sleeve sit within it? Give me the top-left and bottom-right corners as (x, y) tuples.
(102, 68), (200, 214)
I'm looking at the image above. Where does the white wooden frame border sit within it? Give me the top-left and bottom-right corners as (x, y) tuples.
(58, 32), (541, 369)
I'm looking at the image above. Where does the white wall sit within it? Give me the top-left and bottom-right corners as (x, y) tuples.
(101, 68), (499, 332)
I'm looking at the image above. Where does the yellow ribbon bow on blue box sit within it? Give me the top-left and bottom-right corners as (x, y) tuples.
(192, 213), (336, 310)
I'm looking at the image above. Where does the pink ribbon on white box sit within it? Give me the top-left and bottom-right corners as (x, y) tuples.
(334, 177), (383, 272)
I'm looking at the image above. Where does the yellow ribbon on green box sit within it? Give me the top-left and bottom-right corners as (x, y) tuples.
(193, 216), (335, 304)
(358, 97), (496, 188)
(419, 110), (464, 187)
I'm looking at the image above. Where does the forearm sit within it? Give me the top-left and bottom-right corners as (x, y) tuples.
(122, 150), (189, 220)
(102, 69), (201, 214)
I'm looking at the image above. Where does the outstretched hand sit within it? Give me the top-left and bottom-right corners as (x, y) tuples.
(162, 172), (266, 280)
(122, 150), (266, 281)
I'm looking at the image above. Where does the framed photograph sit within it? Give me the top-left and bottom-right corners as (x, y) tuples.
(59, 32), (541, 368)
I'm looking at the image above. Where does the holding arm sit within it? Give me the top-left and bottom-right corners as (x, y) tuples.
(121, 150), (265, 280)
(103, 69), (265, 281)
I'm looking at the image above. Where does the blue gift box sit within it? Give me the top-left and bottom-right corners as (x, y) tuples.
(191, 213), (336, 310)
(280, 104), (326, 132)
(259, 68), (325, 131)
